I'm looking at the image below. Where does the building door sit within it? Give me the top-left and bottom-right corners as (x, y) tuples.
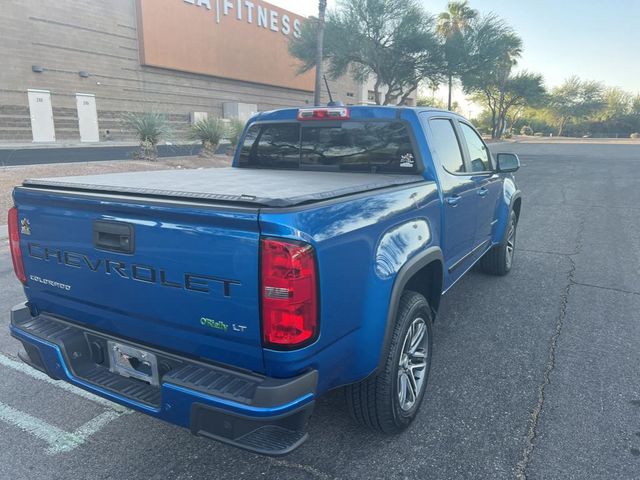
(27, 89), (55, 143)
(76, 93), (100, 142)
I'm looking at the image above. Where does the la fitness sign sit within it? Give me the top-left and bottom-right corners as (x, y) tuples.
(137, 0), (315, 90)
(183, 0), (302, 37)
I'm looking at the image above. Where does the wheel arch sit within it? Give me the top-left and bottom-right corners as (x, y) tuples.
(494, 187), (522, 244)
(376, 246), (444, 372)
(512, 195), (522, 223)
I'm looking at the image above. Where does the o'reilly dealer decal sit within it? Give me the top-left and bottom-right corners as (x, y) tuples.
(200, 317), (248, 334)
(29, 275), (71, 291)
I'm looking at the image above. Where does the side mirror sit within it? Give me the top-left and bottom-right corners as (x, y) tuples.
(496, 153), (520, 173)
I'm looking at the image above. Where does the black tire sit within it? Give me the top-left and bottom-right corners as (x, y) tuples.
(481, 210), (518, 276)
(346, 291), (433, 434)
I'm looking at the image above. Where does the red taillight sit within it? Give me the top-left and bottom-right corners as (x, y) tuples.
(261, 238), (318, 349)
(8, 207), (27, 284)
(297, 107), (350, 121)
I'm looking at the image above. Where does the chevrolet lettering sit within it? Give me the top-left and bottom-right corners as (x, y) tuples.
(27, 243), (240, 296)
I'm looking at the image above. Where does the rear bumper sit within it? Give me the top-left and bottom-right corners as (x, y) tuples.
(10, 303), (316, 456)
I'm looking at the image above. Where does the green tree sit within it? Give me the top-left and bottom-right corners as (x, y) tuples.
(548, 77), (605, 136)
(416, 96), (461, 113)
(599, 87), (633, 121)
(632, 95), (640, 115)
(462, 16), (544, 138)
(436, 1), (478, 110)
(470, 71), (546, 138)
(289, 0), (443, 105)
(513, 106), (555, 136)
(505, 73), (547, 131)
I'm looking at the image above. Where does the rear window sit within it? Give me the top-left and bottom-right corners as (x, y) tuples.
(238, 121), (418, 173)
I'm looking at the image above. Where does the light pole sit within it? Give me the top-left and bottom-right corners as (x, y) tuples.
(314, 0), (327, 106)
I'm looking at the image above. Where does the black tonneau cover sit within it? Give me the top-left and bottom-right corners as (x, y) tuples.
(24, 167), (424, 207)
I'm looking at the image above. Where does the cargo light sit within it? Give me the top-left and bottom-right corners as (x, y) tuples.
(261, 238), (318, 350)
(297, 107), (350, 121)
(8, 207), (27, 284)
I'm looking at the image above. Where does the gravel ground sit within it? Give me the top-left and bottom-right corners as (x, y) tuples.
(0, 155), (231, 215)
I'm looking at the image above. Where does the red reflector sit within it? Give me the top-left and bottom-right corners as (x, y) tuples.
(8, 207), (27, 284)
(297, 108), (350, 121)
(261, 238), (318, 349)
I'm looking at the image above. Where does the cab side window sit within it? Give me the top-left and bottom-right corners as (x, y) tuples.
(459, 123), (492, 172)
(428, 118), (466, 174)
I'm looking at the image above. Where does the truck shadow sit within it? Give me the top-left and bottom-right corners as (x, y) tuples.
(280, 249), (569, 478)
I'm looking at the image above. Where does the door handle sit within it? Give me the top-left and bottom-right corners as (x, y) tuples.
(478, 187), (489, 197)
(446, 195), (462, 206)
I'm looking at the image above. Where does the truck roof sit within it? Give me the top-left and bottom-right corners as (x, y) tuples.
(252, 105), (464, 123)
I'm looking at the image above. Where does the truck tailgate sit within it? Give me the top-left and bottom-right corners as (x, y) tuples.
(14, 187), (265, 373)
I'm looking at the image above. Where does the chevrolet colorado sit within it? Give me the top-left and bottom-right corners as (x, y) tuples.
(8, 106), (522, 455)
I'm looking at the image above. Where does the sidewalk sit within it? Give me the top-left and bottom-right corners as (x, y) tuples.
(0, 139), (224, 150)
(510, 135), (640, 144)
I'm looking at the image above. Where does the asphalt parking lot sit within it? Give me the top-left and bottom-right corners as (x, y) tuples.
(1, 141), (639, 479)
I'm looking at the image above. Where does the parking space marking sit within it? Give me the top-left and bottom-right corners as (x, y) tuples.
(0, 352), (129, 413)
(0, 401), (75, 451)
(0, 402), (121, 454)
(0, 352), (133, 454)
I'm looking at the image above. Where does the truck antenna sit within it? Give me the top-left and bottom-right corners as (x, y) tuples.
(323, 75), (336, 106)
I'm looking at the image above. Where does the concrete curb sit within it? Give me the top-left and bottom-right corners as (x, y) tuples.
(0, 225), (7, 241)
(0, 142), (140, 150)
(0, 140), (227, 150)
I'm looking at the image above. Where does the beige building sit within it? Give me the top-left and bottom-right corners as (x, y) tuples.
(0, 0), (411, 145)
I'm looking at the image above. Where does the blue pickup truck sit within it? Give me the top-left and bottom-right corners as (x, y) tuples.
(8, 106), (521, 455)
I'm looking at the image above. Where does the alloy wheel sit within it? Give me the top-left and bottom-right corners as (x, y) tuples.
(505, 218), (516, 269)
(397, 318), (429, 412)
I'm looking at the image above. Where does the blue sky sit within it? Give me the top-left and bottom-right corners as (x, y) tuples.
(270, 0), (640, 93)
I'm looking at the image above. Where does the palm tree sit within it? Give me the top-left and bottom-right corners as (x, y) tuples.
(437, 1), (478, 110)
(437, 0), (478, 36)
(314, 0), (328, 106)
(463, 15), (524, 138)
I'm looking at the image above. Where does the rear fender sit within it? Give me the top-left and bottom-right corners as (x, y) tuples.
(376, 246), (444, 372)
(493, 178), (522, 244)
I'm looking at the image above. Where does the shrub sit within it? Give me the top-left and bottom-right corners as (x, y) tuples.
(189, 118), (227, 157)
(226, 119), (246, 151)
(520, 125), (534, 136)
(123, 112), (169, 161)
(631, 133), (640, 139)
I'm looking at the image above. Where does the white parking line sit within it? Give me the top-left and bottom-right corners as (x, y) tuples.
(0, 352), (132, 454)
(0, 353), (129, 413)
(0, 402), (75, 450)
(0, 402), (121, 454)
